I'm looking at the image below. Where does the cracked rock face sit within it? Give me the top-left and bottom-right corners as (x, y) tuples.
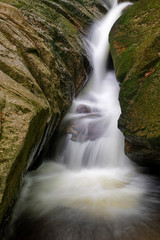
(109, 0), (160, 166)
(0, 2), (60, 230)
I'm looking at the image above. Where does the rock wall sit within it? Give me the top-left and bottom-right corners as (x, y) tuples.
(0, 0), (105, 234)
(109, 0), (160, 166)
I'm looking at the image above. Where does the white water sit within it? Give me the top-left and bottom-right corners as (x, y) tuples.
(56, 2), (131, 170)
(8, 1), (160, 240)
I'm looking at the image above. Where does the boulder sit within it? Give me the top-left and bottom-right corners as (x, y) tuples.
(109, 0), (160, 166)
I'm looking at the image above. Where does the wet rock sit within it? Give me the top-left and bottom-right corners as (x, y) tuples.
(64, 104), (102, 142)
(109, 0), (160, 166)
(121, 5), (132, 14)
(0, 2), (56, 232)
(124, 139), (160, 167)
(118, 0), (138, 3)
(76, 104), (99, 114)
(76, 104), (92, 113)
(66, 114), (104, 142)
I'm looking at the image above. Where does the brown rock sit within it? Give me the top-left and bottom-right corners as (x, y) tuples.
(0, 2), (61, 232)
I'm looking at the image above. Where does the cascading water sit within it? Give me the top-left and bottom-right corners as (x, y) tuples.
(7, 1), (160, 240)
(56, 1), (131, 170)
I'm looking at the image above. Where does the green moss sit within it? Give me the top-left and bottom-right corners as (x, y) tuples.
(110, 0), (160, 81)
(119, 72), (139, 111)
(110, 0), (160, 153)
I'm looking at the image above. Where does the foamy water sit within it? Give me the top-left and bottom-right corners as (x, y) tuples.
(15, 162), (147, 219)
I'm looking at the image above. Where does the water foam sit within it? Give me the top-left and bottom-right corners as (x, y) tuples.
(16, 162), (147, 220)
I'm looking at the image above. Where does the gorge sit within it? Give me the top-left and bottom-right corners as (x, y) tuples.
(4, 0), (160, 239)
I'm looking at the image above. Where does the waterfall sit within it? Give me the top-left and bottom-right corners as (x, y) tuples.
(7, 1), (160, 240)
(56, 1), (131, 169)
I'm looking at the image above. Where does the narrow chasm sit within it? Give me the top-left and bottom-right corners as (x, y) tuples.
(5, 1), (160, 240)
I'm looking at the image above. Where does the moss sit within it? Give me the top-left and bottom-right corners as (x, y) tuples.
(110, 0), (160, 159)
(119, 72), (139, 111)
(118, 0), (138, 2)
(110, 0), (160, 81)
(120, 59), (160, 148)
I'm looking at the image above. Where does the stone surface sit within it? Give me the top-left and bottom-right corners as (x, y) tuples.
(1, 0), (106, 113)
(66, 110), (102, 142)
(118, 0), (138, 3)
(0, 1), (60, 232)
(68, 117), (104, 142)
(76, 104), (92, 113)
(109, 0), (160, 165)
(0, 0), (105, 234)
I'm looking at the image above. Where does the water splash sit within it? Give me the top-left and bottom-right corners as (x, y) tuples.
(15, 162), (147, 219)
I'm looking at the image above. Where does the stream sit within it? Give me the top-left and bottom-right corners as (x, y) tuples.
(6, 1), (160, 239)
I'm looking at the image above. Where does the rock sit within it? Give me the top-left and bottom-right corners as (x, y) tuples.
(65, 106), (102, 142)
(15, 0), (106, 113)
(109, 0), (160, 166)
(118, 0), (138, 3)
(0, 1), (60, 232)
(121, 5), (132, 14)
(67, 116), (104, 142)
(0, 0), (105, 235)
(63, 104), (102, 142)
(76, 104), (92, 113)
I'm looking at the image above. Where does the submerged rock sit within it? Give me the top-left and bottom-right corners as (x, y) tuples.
(62, 104), (102, 142)
(66, 115), (103, 142)
(0, 0), (105, 234)
(76, 104), (92, 113)
(109, 0), (160, 166)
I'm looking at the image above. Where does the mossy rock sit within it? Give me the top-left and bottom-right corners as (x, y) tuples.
(118, 0), (138, 3)
(0, 0), (106, 113)
(109, 0), (160, 165)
